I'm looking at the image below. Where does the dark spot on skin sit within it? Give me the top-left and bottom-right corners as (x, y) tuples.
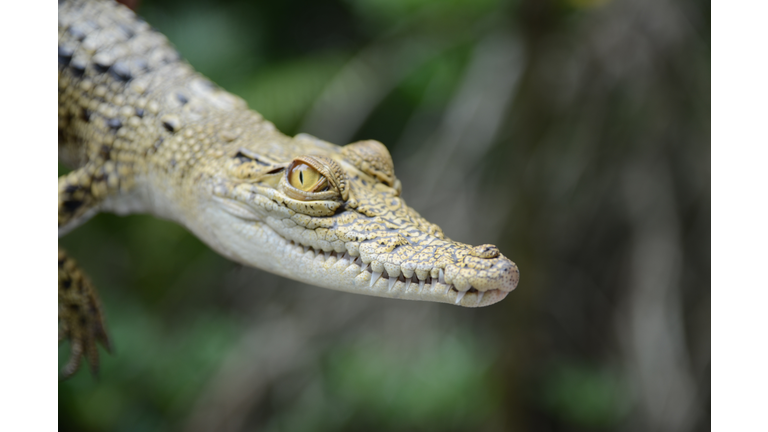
(234, 154), (251, 164)
(80, 108), (92, 122)
(135, 108), (145, 118)
(65, 185), (79, 194)
(234, 150), (273, 167)
(63, 200), (83, 213)
(163, 121), (176, 132)
(94, 61), (111, 74)
(62, 112), (73, 128)
(62, 279), (72, 290)
(107, 118), (122, 131)
(176, 93), (188, 105)
(109, 62), (132, 82)
(170, 159), (177, 167)
(58, 46), (73, 66)
(153, 137), (164, 151)
(79, 317), (88, 326)
(70, 59), (86, 77)
(99, 145), (111, 160)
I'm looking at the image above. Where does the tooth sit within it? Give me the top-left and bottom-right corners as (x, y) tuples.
(324, 251), (331, 260)
(418, 279), (425, 291)
(303, 246), (309, 254)
(388, 278), (396, 291)
(439, 268), (445, 284)
(405, 278), (412, 291)
(431, 279), (439, 291)
(342, 252), (350, 262)
(360, 262), (369, 272)
(477, 291), (485, 305)
(370, 271), (382, 287)
(444, 284), (451, 295)
(455, 290), (467, 304)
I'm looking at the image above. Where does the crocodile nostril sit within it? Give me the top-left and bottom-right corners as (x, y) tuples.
(470, 244), (500, 259)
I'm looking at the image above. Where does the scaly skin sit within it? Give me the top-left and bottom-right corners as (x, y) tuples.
(58, 0), (520, 376)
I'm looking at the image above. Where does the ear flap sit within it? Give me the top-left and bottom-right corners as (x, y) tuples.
(340, 140), (397, 188)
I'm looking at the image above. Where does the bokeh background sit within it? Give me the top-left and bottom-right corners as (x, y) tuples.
(59, 0), (710, 430)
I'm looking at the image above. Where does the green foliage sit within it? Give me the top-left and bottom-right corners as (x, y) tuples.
(539, 363), (629, 429)
(324, 334), (500, 429)
(240, 54), (349, 133)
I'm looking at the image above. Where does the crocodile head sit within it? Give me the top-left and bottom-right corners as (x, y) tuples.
(207, 135), (519, 307)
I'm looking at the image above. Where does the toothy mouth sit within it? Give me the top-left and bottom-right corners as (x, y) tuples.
(286, 240), (506, 306)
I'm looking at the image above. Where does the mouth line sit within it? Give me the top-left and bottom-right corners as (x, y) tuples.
(286, 240), (505, 305)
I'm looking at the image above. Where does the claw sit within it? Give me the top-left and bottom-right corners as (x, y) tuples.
(59, 249), (112, 379)
(61, 339), (83, 379)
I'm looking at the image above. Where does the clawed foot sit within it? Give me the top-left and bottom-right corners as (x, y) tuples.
(59, 249), (112, 379)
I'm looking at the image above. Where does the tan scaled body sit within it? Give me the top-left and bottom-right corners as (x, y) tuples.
(58, 0), (519, 376)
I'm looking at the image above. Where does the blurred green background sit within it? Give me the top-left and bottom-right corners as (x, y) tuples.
(59, 0), (710, 431)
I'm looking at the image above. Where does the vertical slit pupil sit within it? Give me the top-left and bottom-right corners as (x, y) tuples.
(299, 171), (304, 184)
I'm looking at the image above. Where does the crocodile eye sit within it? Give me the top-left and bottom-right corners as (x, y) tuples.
(288, 161), (329, 192)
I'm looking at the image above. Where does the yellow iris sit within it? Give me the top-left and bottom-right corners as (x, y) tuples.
(288, 162), (328, 192)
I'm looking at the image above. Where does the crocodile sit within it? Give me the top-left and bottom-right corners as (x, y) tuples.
(58, 0), (520, 377)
